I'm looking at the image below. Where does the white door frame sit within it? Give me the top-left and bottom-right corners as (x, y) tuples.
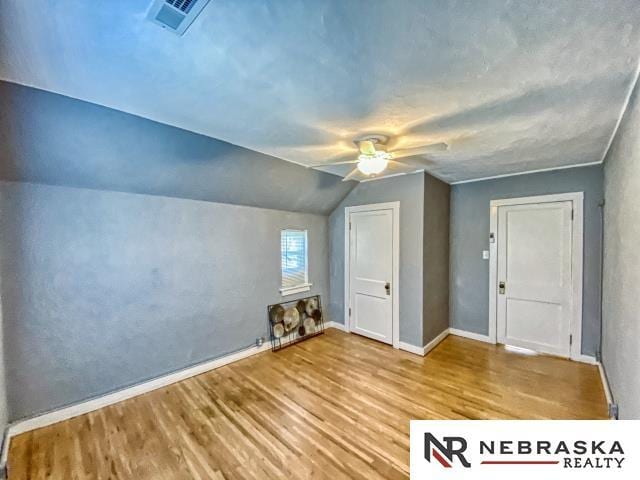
(488, 192), (584, 361)
(344, 202), (400, 349)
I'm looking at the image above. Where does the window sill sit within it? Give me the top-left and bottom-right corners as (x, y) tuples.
(280, 283), (312, 297)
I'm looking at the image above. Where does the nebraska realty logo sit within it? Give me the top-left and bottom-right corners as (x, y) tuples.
(425, 434), (471, 468)
(410, 421), (640, 479)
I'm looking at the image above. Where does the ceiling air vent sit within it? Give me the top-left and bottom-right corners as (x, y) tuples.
(147, 0), (211, 36)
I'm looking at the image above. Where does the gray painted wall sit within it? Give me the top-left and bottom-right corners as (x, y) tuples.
(0, 181), (329, 420)
(0, 290), (7, 441)
(0, 81), (355, 215)
(450, 165), (604, 356)
(328, 173), (425, 347)
(423, 175), (450, 345)
(602, 79), (640, 419)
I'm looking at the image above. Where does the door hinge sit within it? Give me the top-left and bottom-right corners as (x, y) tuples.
(349, 221), (352, 231)
(349, 307), (352, 317)
(571, 209), (574, 220)
(569, 334), (573, 346)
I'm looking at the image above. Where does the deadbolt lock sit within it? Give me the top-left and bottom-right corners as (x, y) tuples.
(385, 282), (391, 295)
(499, 281), (506, 294)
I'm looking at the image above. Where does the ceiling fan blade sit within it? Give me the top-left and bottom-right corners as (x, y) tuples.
(307, 159), (359, 169)
(358, 140), (376, 155)
(387, 159), (410, 168)
(342, 167), (363, 182)
(423, 141), (449, 151)
(391, 142), (448, 159)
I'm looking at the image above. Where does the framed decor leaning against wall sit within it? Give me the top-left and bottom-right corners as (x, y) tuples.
(267, 295), (325, 351)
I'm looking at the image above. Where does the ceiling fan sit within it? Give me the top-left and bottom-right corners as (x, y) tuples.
(308, 134), (448, 181)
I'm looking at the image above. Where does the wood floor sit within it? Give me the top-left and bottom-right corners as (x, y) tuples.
(8, 329), (607, 479)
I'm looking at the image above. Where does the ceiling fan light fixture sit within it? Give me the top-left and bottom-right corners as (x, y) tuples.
(357, 151), (391, 175)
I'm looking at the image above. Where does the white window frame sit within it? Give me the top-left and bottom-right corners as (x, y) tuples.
(279, 229), (312, 296)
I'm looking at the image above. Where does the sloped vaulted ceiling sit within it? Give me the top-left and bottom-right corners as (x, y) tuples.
(1, 0), (640, 183)
(0, 82), (355, 214)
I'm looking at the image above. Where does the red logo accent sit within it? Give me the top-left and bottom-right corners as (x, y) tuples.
(432, 449), (452, 468)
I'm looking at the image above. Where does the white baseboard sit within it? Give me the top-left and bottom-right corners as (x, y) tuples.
(328, 322), (450, 357)
(5, 323), (346, 442)
(399, 329), (450, 356)
(5, 326), (360, 458)
(398, 341), (425, 356)
(7, 341), (273, 438)
(325, 321), (348, 332)
(448, 328), (493, 344)
(327, 320), (448, 357)
(424, 329), (450, 355)
(0, 429), (8, 475)
(575, 354), (597, 365)
(598, 361), (614, 408)
(5, 321), (608, 449)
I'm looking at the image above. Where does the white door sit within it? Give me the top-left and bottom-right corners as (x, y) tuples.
(348, 208), (394, 344)
(496, 201), (573, 357)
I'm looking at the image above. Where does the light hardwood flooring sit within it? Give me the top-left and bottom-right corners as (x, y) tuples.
(8, 329), (608, 479)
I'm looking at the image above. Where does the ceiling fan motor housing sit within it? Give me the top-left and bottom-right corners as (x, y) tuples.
(354, 134), (390, 153)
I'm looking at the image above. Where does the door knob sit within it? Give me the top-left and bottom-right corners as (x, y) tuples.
(385, 282), (391, 295)
(499, 281), (506, 294)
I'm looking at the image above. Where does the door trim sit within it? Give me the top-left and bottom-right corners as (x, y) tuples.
(488, 192), (584, 361)
(344, 202), (400, 349)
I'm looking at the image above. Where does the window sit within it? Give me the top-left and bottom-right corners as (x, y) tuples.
(280, 229), (311, 296)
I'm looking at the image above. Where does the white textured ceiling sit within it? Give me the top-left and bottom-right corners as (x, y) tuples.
(1, 0), (639, 182)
